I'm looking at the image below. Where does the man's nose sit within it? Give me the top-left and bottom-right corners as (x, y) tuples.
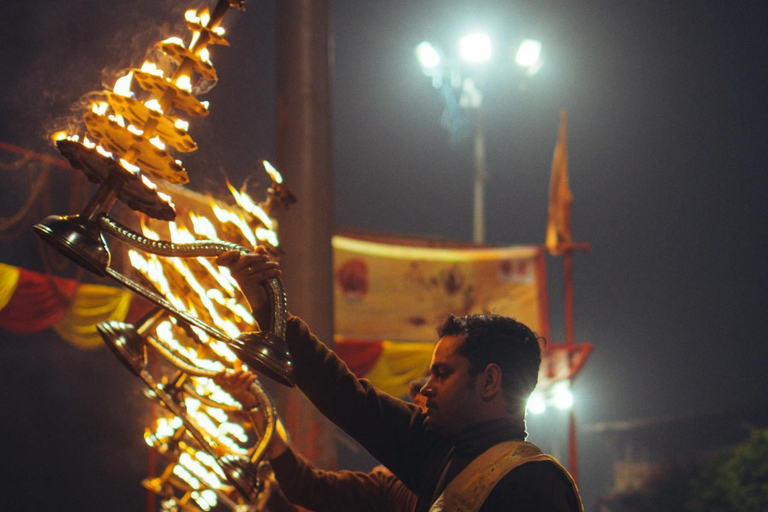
(420, 379), (435, 397)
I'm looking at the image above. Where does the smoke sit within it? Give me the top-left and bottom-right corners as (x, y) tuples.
(0, 0), (222, 147)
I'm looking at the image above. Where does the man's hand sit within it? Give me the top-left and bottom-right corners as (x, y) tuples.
(213, 370), (259, 409)
(214, 369), (288, 459)
(217, 247), (281, 318)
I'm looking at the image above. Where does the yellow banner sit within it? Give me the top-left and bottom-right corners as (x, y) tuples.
(333, 236), (546, 342)
(52, 283), (133, 349)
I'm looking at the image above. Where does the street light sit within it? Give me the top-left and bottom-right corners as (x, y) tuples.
(416, 35), (543, 244)
(415, 41), (441, 69)
(459, 33), (492, 63)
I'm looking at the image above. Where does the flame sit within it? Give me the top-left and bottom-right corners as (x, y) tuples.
(201, 100), (210, 110)
(91, 102), (109, 116)
(144, 99), (163, 113)
(200, 9), (211, 27)
(51, 130), (68, 142)
(256, 227), (279, 246)
(263, 160), (283, 184)
(113, 72), (134, 97)
(149, 136), (166, 151)
(108, 114), (126, 127)
(162, 37), (185, 48)
(198, 47), (212, 65)
(212, 204), (257, 247)
(127, 124), (144, 136)
(189, 31), (202, 49)
(119, 159), (141, 174)
(184, 9), (199, 23)
(174, 118), (189, 131)
(95, 145), (113, 159)
(213, 26), (226, 36)
(82, 136), (96, 149)
(226, 182), (274, 230)
(173, 464), (202, 489)
(175, 74), (192, 93)
(140, 61), (164, 77)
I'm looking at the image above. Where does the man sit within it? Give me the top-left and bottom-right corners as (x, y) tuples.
(218, 249), (582, 512)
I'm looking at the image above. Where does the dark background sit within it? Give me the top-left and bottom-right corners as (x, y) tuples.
(1, 0), (767, 510)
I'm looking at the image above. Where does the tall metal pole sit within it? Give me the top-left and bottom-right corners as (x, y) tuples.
(275, 0), (336, 469)
(563, 247), (578, 483)
(472, 106), (487, 245)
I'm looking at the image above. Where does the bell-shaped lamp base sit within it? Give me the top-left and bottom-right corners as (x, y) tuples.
(230, 332), (295, 387)
(97, 321), (147, 376)
(220, 455), (260, 501)
(33, 214), (110, 276)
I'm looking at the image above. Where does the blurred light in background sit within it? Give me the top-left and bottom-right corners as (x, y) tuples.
(553, 381), (574, 410)
(415, 41), (441, 69)
(459, 33), (492, 63)
(527, 392), (547, 414)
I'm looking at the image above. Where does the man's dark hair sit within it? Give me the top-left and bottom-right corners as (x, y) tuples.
(438, 313), (541, 414)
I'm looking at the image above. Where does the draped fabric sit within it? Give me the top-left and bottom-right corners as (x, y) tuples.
(51, 284), (133, 349)
(334, 338), (434, 398)
(363, 341), (434, 398)
(333, 236), (547, 341)
(0, 263), (144, 349)
(0, 265), (77, 333)
(0, 263), (21, 312)
(334, 338), (384, 377)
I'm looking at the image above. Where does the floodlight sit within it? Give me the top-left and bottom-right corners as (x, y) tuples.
(459, 33), (492, 63)
(527, 393), (546, 415)
(553, 382), (574, 410)
(515, 39), (542, 68)
(415, 41), (441, 69)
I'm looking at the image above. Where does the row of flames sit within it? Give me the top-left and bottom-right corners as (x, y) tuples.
(50, 4), (286, 511)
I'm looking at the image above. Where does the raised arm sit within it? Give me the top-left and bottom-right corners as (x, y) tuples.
(217, 251), (448, 492)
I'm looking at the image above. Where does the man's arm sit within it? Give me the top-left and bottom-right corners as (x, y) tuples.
(217, 251), (447, 492)
(270, 446), (406, 512)
(280, 315), (445, 491)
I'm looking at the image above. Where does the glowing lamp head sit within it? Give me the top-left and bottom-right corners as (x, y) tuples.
(515, 39), (542, 68)
(415, 41), (441, 69)
(459, 33), (492, 63)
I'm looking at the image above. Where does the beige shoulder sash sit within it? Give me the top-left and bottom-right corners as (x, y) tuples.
(428, 441), (582, 512)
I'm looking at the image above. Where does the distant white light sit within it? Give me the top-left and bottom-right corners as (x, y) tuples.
(527, 393), (546, 414)
(415, 41), (441, 69)
(516, 39), (542, 68)
(459, 33), (492, 63)
(553, 382), (574, 410)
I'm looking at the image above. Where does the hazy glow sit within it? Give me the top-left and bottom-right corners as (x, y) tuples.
(516, 39), (542, 68)
(527, 393), (546, 414)
(459, 33), (492, 63)
(415, 41), (441, 69)
(553, 382), (574, 410)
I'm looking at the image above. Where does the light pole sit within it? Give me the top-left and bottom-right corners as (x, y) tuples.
(416, 35), (542, 244)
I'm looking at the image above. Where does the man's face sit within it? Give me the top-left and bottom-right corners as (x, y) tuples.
(420, 334), (482, 436)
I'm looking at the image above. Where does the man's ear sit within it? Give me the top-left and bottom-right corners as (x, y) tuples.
(480, 363), (503, 400)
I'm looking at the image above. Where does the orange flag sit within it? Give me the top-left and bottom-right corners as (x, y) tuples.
(545, 110), (573, 255)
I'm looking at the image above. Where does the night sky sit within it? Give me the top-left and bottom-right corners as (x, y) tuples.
(1, 0), (767, 510)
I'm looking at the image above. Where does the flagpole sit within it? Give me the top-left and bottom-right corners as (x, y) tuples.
(472, 105), (487, 245)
